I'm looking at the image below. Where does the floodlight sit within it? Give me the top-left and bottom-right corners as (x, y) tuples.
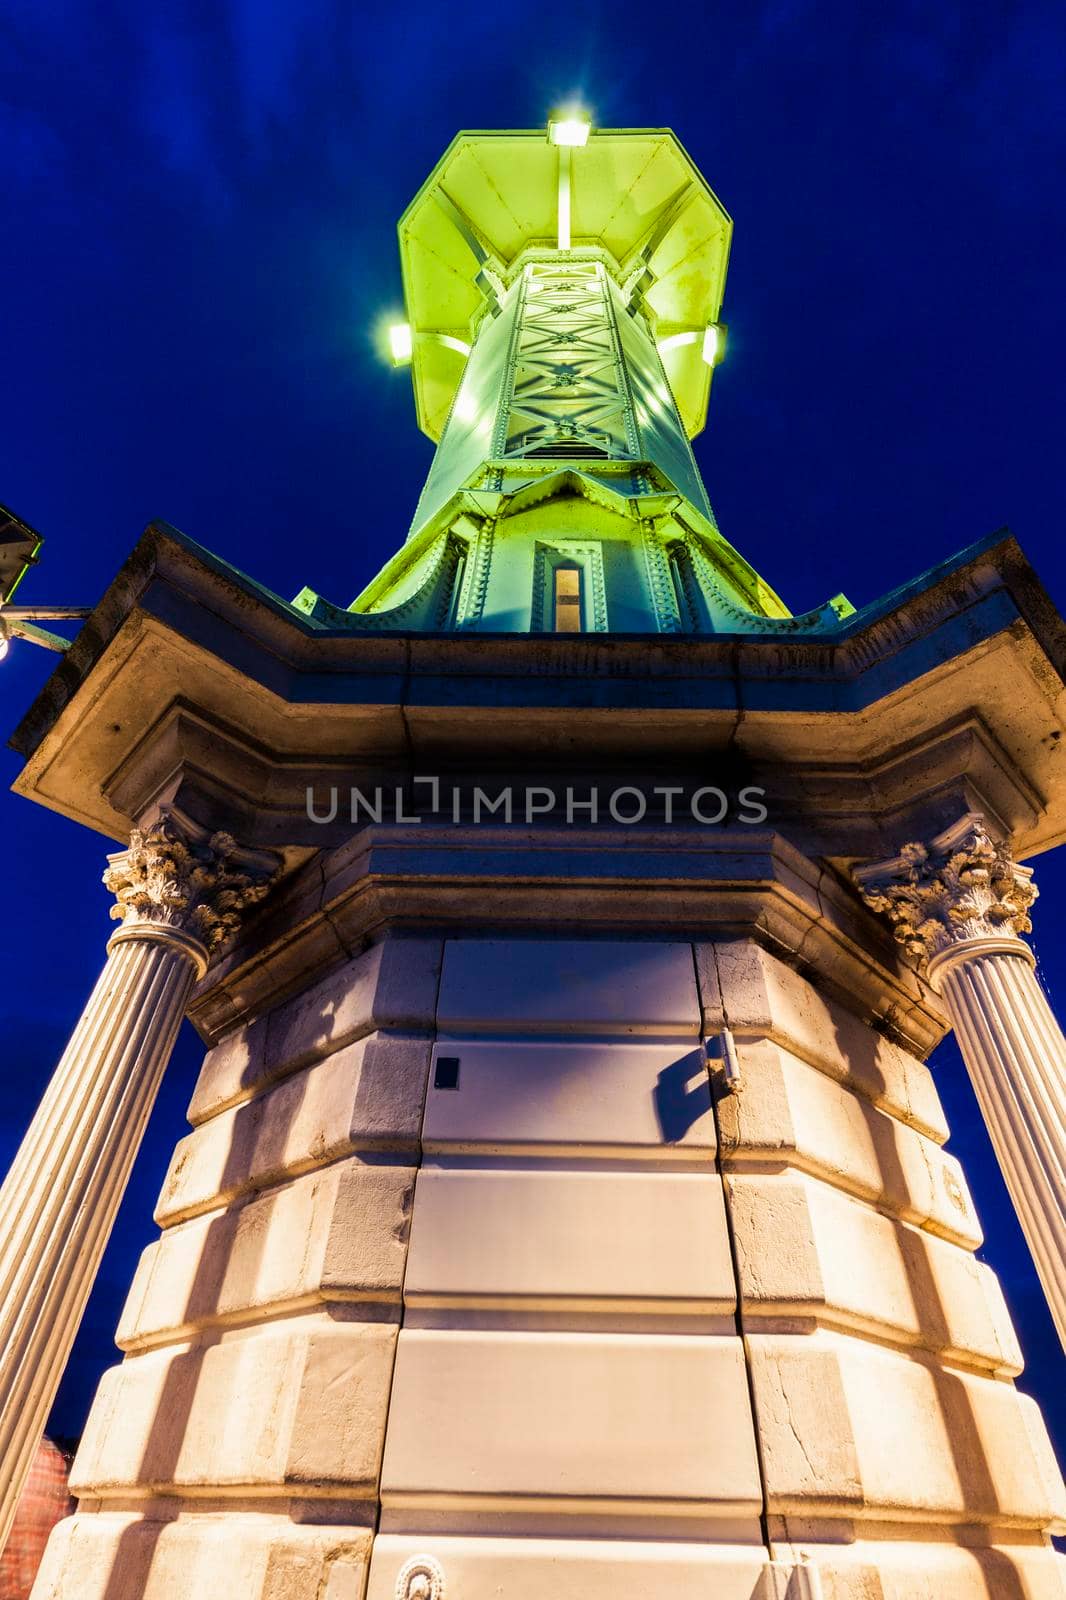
(702, 324), (727, 366)
(548, 115), (591, 148)
(389, 323), (413, 364)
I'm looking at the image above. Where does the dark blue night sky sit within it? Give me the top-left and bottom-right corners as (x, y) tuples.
(1, 0), (1064, 1456)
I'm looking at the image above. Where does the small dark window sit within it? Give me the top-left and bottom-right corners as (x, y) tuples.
(433, 1055), (461, 1090)
(553, 564), (583, 632)
(444, 551), (467, 628)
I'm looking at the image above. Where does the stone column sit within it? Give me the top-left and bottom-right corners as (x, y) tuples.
(0, 807), (277, 1553)
(855, 812), (1066, 1351)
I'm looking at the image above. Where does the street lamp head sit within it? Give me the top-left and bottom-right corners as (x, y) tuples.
(0, 503), (43, 607)
(0, 504), (92, 658)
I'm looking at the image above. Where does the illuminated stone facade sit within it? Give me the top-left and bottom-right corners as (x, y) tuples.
(3, 124), (1065, 1598)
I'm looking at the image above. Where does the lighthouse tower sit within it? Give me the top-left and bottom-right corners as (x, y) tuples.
(4, 122), (1066, 1600)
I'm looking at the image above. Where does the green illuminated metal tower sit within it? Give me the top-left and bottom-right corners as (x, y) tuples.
(295, 123), (851, 636)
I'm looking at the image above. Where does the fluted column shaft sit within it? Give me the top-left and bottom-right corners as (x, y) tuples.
(855, 812), (1066, 1354)
(933, 940), (1066, 1349)
(0, 809), (277, 1555)
(0, 926), (203, 1550)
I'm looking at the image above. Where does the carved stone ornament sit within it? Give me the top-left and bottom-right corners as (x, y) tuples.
(854, 812), (1037, 971)
(394, 1554), (445, 1600)
(103, 804), (280, 955)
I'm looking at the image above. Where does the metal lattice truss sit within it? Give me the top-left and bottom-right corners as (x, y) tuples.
(502, 262), (636, 459)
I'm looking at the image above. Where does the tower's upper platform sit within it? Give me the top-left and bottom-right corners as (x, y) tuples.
(400, 128), (731, 442)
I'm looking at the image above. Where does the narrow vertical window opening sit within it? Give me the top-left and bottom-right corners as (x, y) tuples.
(445, 550), (467, 629)
(553, 564), (583, 632)
(668, 546), (702, 631)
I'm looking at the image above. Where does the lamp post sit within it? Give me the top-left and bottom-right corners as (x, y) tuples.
(0, 606), (90, 657)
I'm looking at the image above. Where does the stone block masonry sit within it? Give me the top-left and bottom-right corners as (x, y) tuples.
(32, 933), (1066, 1599)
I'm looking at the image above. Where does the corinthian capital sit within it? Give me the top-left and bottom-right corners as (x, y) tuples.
(854, 812), (1037, 971)
(103, 805), (280, 956)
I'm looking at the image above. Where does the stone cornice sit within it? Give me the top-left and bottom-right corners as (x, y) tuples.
(8, 523), (1066, 888)
(185, 825), (947, 1059)
(10, 523), (1066, 747)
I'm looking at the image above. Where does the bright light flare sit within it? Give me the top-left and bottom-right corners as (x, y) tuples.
(548, 113), (591, 147)
(388, 323), (413, 364)
(702, 324), (725, 366)
(0, 633), (8, 662)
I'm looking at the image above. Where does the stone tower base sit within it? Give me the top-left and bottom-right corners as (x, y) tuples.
(32, 920), (1066, 1599)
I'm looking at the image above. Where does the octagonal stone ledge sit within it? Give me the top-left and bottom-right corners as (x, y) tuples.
(714, 1040), (981, 1249)
(697, 940), (948, 1141)
(186, 827), (947, 1059)
(120, 1158), (414, 1351)
(31, 1512), (371, 1600)
(157, 1033), (430, 1227)
(69, 1321), (396, 1503)
(749, 1329), (1066, 1533)
(728, 1171), (1022, 1375)
(15, 524), (1066, 858)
